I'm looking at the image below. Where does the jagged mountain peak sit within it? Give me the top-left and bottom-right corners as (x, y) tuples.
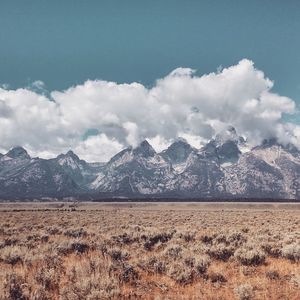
(170, 137), (191, 148)
(56, 150), (87, 171)
(133, 140), (156, 157)
(65, 150), (80, 160)
(161, 138), (193, 165)
(1, 132), (300, 199)
(57, 149), (85, 162)
(6, 146), (30, 159)
(105, 141), (160, 174)
(174, 136), (189, 143)
(214, 125), (245, 146)
(200, 126), (244, 164)
(108, 147), (132, 165)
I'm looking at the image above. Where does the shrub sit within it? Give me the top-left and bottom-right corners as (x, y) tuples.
(109, 248), (129, 261)
(235, 283), (254, 300)
(206, 243), (234, 261)
(59, 276), (120, 300)
(3, 238), (19, 247)
(215, 233), (227, 244)
(261, 243), (281, 258)
(44, 253), (64, 271)
(0, 246), (25, 265)
(281, 243), (300, 262)
(178, 231), (196, 242)
(168, 263), (193, 285)
(241, 266), (256, 276)
(32, 287), (51, 300)
(57, 240), (89, 255)
(227, 232), (247, 247)
(3, 273), (29, 300)
(47, 226), (61, 235)
(200, 234), (215, 244)
(164, 245), (183, 259)
(112, 232), (139, 245)
(289, 274), (300, 288)
(235, 247), (266, 266)
(57, 240), (74, 256)
(143, 231), (174, 251)
(119, 264), (139, 283)
(71, 241), (90, 254)
(266, 270), (280, 280)
(142, 256), (166, 274)
(35, 268), (60, 291)
(41, 235), (49, 243)
(64, 228), (87, 238)
(184, 256), (195, 267)
(209, 272), (227, 283)
(195, 255), (211, 275)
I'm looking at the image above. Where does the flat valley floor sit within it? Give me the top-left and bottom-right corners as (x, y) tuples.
(0, 202), (299, 299)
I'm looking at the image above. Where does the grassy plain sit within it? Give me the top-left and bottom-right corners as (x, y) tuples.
(0, 202), (299, 299)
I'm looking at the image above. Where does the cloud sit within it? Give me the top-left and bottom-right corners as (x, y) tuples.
(31, 80), (46, 90)
(0, 99), (13, 118)
(74, 133), (123, 162)
(0, 59), (299, 161)
(123, 122), (140, 147)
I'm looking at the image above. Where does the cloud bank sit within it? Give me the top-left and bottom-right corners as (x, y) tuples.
(0, 59), (299, 161)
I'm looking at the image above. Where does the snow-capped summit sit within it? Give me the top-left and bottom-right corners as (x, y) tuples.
(6, 146), (31, 160)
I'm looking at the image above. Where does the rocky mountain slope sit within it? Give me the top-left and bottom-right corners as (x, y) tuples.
(1, 127), (300, 200)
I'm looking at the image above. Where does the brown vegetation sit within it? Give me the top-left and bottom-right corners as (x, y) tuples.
(0, 202), (299, 299)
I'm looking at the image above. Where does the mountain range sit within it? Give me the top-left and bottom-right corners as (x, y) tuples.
(1, 126), (300, 200)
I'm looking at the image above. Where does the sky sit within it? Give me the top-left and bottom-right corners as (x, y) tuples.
(0, 1), (300, 161)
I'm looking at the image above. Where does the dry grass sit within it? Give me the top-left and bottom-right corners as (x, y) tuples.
(0, 202), (299, 299)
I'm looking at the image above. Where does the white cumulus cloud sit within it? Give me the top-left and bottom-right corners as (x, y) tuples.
(0, 59), (299, 161)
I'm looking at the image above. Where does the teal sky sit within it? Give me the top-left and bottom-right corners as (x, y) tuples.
(0, 0), (300, 104)
(1, 0), (300, 160)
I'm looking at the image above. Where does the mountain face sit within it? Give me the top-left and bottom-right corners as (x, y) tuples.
(54, 150), (102, 187)
(1, 128), (300, 200)
(169, 152), (226, 197)
(89, 140), (174, 195)
(161, 138), (194, 165)
(6, 146), (31, 160)
(199, 126), (245, 166)
(0, 148), (80, 198)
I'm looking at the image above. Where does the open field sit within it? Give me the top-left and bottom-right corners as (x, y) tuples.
(0, 202), (299, 299)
